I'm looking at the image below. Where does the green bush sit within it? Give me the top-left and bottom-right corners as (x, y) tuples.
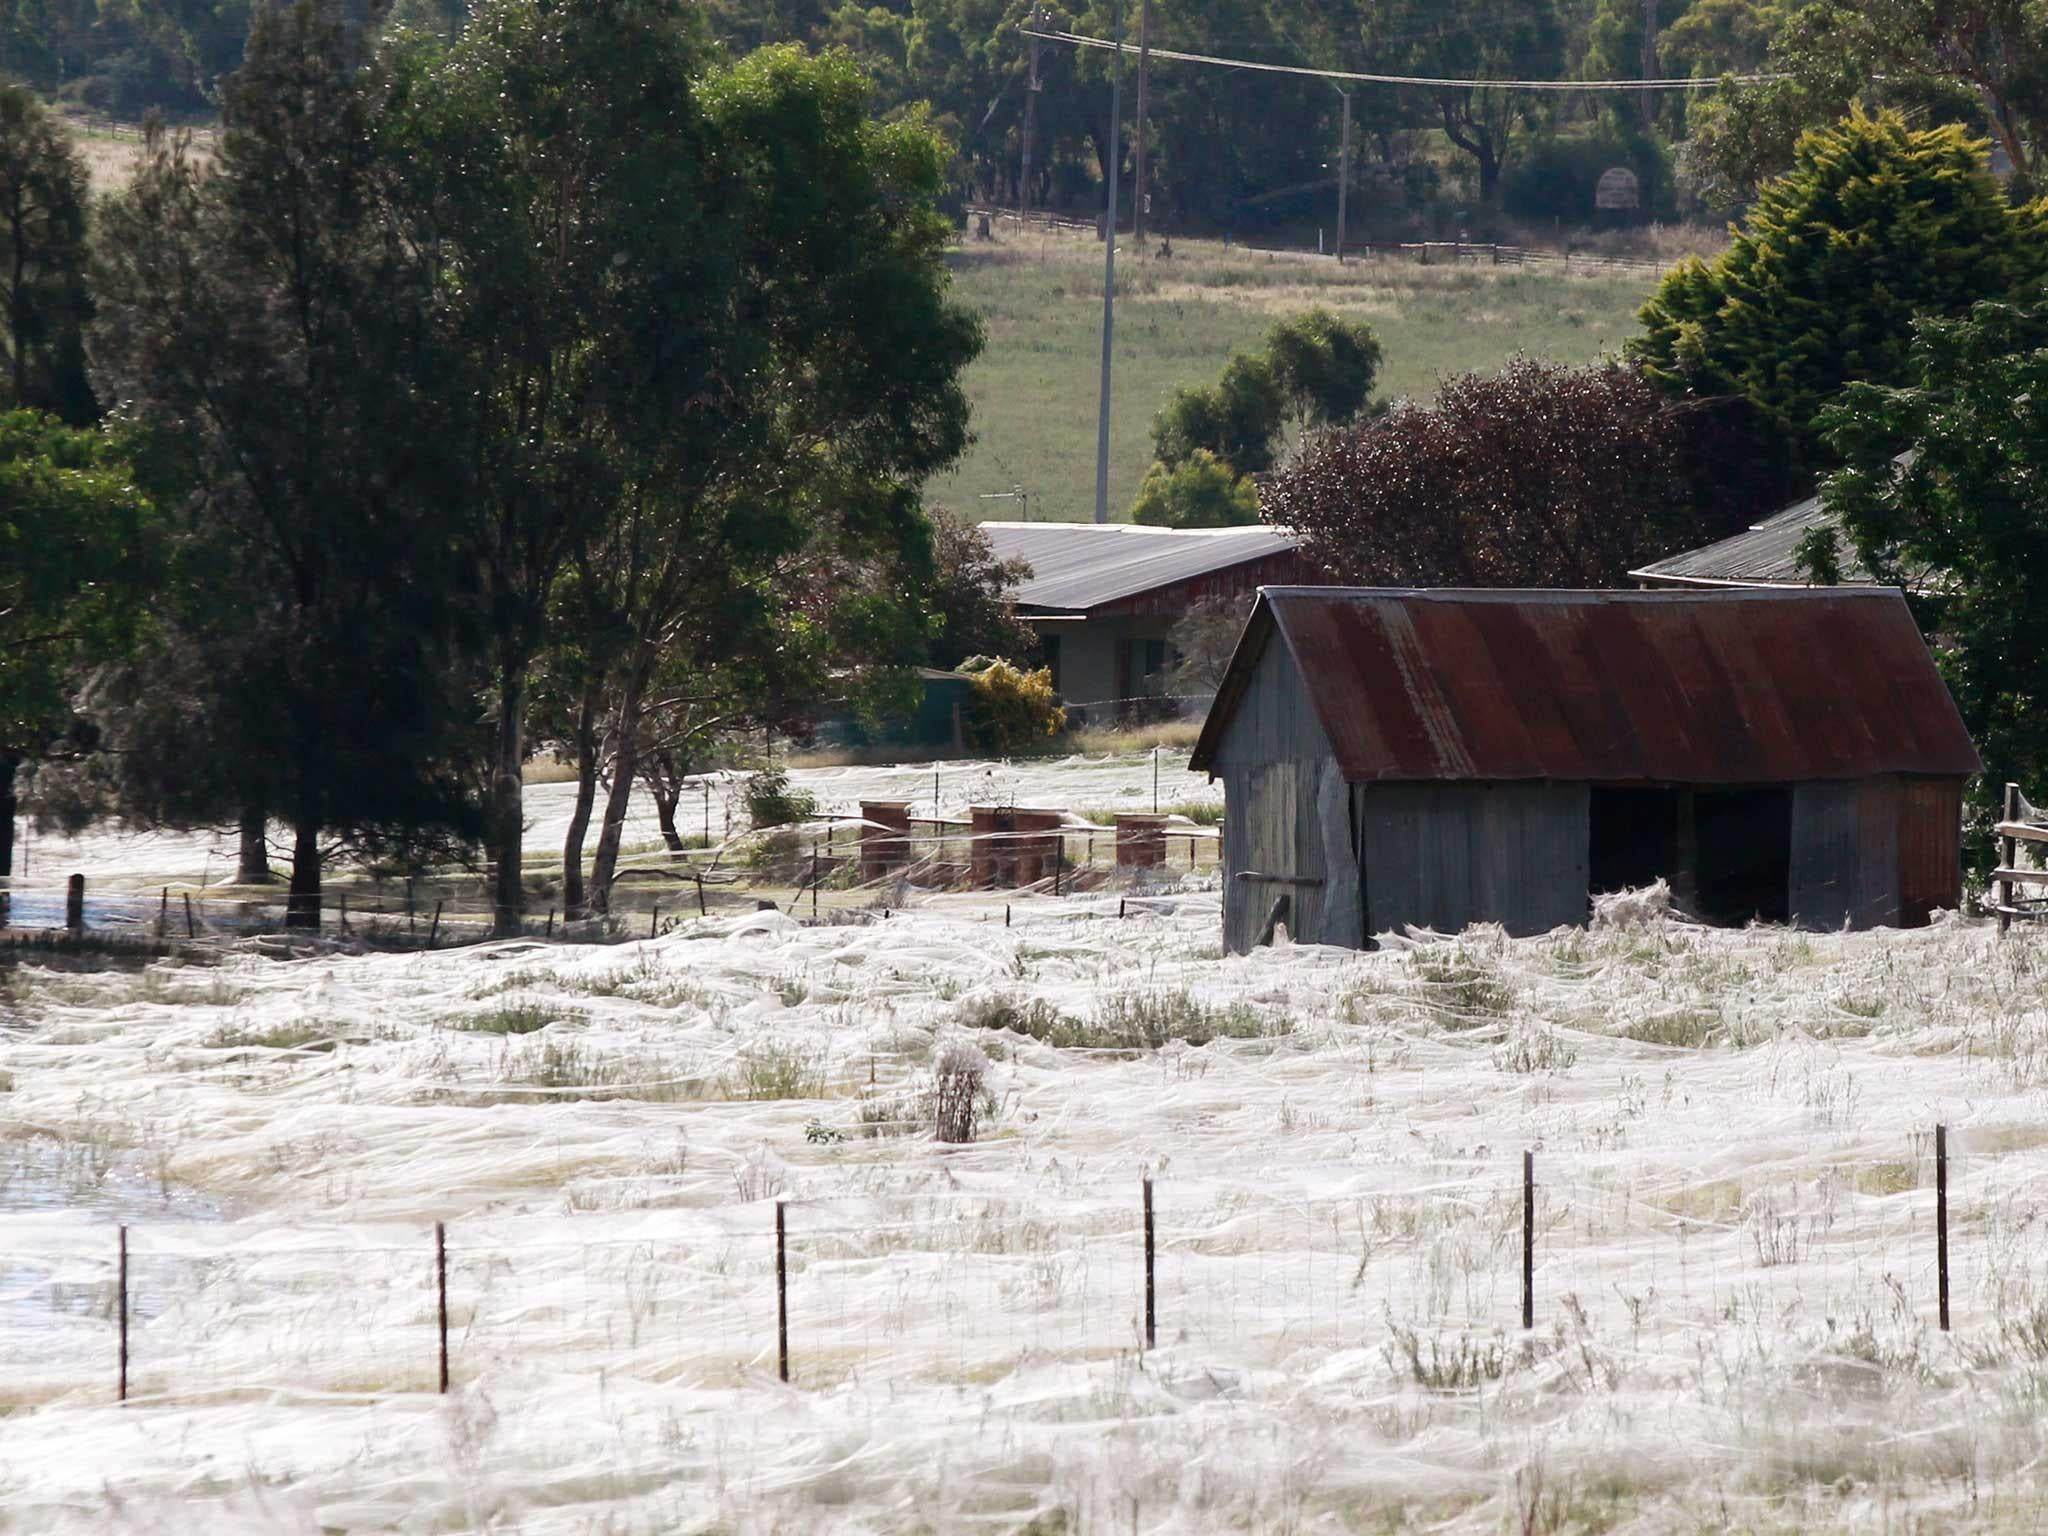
(960, 659), (1066, 754)
(1631, 109), (2048, 456)
(1130, 449), (1261, 528)
(743, 766), (817, 828)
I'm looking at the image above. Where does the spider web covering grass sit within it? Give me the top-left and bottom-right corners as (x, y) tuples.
(6, 884), (2048, 1531)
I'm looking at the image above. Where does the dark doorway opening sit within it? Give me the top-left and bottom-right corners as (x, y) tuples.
(1589, 787), (1686, 899)
(1694, 788), (1792, 924)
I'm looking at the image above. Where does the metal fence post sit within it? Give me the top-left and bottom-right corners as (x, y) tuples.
(436, 1221), (449, 1393)
(118, 1225), (129, 1402)
(776, 1200), (790, 1384)
(1142, 1176), (1156, 1350)
(1936, 1124), (1951, 1332)
(1522, 1150), (1535, 1330)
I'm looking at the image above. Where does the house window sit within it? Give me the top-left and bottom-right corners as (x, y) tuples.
(1127, 638), (1167, 695)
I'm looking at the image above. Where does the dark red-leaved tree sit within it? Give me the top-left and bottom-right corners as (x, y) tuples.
(1264, 358), (1772, 588)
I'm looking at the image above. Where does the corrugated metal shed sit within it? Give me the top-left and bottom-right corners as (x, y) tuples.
(1629, 495), (1881, 588)
(980, 521), (1302, 615)
(1191, 587), (1980, 785)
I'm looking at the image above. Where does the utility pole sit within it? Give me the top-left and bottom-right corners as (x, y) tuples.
(1639, 0), (1659, 134)
(1092, 0), (1123, 525)
(1335, 88), (1351, 264)
(1132, 0), (1151, 249)
(1020, 8), (1046, 213)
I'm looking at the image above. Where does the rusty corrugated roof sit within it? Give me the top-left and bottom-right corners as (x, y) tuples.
(1190, 587), (1980, 783)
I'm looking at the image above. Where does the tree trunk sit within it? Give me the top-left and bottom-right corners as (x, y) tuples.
(0, 754), (17, 880)
(587, 665), (649, 916)
(1477, 142), (1501, 205)
(490, 657), (525, 936)
(561, 679), (601, 921)
(237, 804), (276, 884)
(286, 818), (321, 929)
(653, 780), (685, 855)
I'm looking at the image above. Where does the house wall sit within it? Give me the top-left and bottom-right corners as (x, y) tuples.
(1033, 615), (1183, 715)
(1790, 775), (1962, 928)
(1210, 636), (1358, 953)
(1356, 782), (1592, 938)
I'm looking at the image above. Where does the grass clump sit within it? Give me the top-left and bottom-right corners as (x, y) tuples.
(1411, 948), (1516, 1024)
(1617, 1007), (1725, 1048)
(206, 1018), (340, 1051)
(1386, 1322), (1508, 1391)
(495, 1038), (695, 1103)
(457, 1000), (585, 1035)
(956, 987), (1281, 1052)
(1494, 1027), (1577, 1075)
(726, 1039), (826, 1101)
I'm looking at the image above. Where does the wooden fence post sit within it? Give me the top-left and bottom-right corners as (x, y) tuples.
(2001, 783), (2020, 936)
(1142, 1176), (1156, 1350)
(811, 846), (820, 921)
(546, 908), (555, 939)
(183, 893), (195, 939)
(436, 1221), (449, 1394)
(118, 1224), (129, 1403)
(158, 887), (169, 938)
(1522, 1150), (1535, 1330)
(1936, 1123), (1951, 1332)
(775, 1200), (790, 1384)
(428, 901), (443, 949)
(339, 892), (348, 933)
(65, 872), (84, 933)
(650, 903), (659, 939)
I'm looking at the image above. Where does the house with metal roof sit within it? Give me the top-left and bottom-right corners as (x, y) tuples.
(1631, 457), (1927, 591)
(1189, 587), (1979, 951)
(979, 521), (1307, 718)
(1629, 493), (1873, 588)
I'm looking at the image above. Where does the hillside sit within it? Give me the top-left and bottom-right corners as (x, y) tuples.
(928, 226), (1672, 524)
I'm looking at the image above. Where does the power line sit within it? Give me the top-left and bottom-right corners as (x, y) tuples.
(1020, 27), (1784, 92)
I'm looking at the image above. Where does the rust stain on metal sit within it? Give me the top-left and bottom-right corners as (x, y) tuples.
(1194, 587), (1981, 785)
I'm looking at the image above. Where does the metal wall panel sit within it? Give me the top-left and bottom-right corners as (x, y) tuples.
(1791, 780), (1899, 929)
(1358, 782), (1591, 938)
(1213, 637), (1354, 952)
(1896, 775), (1965, 924)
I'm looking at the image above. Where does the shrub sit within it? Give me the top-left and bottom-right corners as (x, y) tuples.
(932, 1041), (989, 1143)
(960, 659), (1065, 754)
(744, 767), (817, 829)
(956, 988), (1282, 1051)
(1130, 449), (1260, 528)
(1265, 359), (1752, 590)
(1632, 110), (2048, 458)
(727, 1039), (826, 1101)
(924, 509), (1039, 670)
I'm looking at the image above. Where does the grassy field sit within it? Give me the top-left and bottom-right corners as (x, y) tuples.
(929, 227), (1672, 524)
(61, 122), (1670, 528)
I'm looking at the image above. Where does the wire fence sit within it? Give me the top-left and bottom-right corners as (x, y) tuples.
(0, 813), (1223, 953)
(9, 1125), (2040, 1409)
